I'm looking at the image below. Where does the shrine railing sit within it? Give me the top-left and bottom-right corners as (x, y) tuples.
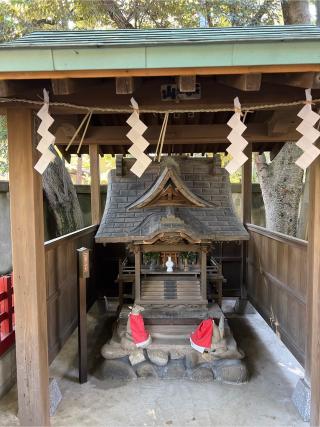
(45, 224), (97, 362)
(246, 223), (307, 365)
(0, 274), (15, 356)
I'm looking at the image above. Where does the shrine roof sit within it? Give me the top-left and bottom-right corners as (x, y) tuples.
(0, 26), (320, 76)
(95, 156), (249, 244)
(3, 26), (320, 48)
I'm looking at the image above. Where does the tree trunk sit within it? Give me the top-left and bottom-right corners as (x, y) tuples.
(281, 0), (311, 24)
(43, 150), (84, 237)
(255, 144), (304, 236)
(254, 0), (311, 236)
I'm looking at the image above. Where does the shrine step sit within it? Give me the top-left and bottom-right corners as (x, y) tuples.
(141, 278), (202, 302)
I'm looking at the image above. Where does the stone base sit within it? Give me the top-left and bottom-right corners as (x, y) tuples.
(292, 378), (311, 422)
(49, 377), (62, 416)
(98, 304), (248, 384)
(98, 352), (248, 383)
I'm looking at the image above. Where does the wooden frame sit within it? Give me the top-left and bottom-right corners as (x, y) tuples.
(7, 108), (50, 426)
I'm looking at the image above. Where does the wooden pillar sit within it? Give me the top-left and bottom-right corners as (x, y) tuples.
(89, 144), (101, 225)
(134, 246), (141, 303)
(7, 108), (50, 426)
(307, 156), (320, 426)
(200, 247), (207, 302)
(240, 145), (252, 300)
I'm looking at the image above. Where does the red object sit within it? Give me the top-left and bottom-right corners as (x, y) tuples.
(0, 274), (15, 355)
(190, 319), (213, 350)
(129, 313), (150, 345)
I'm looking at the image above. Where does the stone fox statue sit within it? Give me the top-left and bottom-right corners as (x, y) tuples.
(190, 316), (227, 354)
(125, 304), (152, 348)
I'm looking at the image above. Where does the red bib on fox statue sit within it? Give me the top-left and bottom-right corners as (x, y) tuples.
(129, 313), (151, 346)
(127, 305), (152, 348)
(190, 319), (213, 353)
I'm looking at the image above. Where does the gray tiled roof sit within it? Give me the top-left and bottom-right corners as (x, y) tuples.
(95, 156), (249, 243)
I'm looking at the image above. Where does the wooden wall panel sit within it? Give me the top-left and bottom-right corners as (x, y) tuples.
(45, 225), (97, 362)
(247, 224), (307, 365)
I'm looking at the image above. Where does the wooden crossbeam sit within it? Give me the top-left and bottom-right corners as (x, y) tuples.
(0, 80), (35, 97)
(115, 77), (134, 94)
(55, 123), (300, 146)
(267, 108), (300, 136)
(264, 72), (320, 89)
(51, 78), (77, 95)
(177, 75), (196, 92)
(217, 74), (261, 91)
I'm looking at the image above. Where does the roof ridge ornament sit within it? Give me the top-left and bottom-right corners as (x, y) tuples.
(295, 88), (320, 171)
(128, 166), (213, 209)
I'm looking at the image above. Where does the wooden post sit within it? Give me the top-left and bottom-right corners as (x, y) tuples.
(134, 246), (141, 303)
(77, 247), (89, 384)
(200, 247), (207, 302)
(89, 144), (101, 225)
(7, 108), (50, 426)
(307, 156), (320, 426)
(240, 145), (252, 300)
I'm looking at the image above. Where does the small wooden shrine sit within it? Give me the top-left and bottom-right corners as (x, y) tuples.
(96, 156), (248, 305)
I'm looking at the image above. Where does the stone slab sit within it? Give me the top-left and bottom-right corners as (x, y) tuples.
(292, 378), (311, 422)
(49, 377), (62, 417)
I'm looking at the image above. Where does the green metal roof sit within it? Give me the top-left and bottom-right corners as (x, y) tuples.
(2, 25), (320, 48)
(0, 26), (320, 75)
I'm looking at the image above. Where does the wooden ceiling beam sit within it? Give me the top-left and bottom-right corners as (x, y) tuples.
(267, 108), (300, 136)
(51, 78), (78, 95)
(1, 77), (320, 113)
(115, 77), (135, 94)
(217, 73), (261, 91)
(54, 123), (300, 146)
(0, 80), (41, 97)
(263, 72), (320, 89)
(177, 75), (196, 92)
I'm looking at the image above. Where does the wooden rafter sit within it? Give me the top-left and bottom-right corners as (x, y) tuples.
(217, 74), (262, 91)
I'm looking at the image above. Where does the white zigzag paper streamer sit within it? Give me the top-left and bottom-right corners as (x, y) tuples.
(34, 89), (56, 174)
(225, 97), (248, 175)
(126, 97), (152, 177)
(295, 89), (320, 170)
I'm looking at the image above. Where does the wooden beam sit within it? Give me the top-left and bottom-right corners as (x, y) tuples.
(134, 246), (141, 302)
(89, 144), (101, 225)
(7, 108), (50, 426)
(217, 74), (261, 91)
(51, 78), (77, 95)
(264, 72), (320, 89)
(0, 80), (28, 97)
(1, 64), (320, 80)
(1, 77), (319, 114)
(115, 77), (134, 94)
(177, 75), (196, 92)
(267, 108), (300, 136)
(200, 247), (208, 302)
(55, 123), (301, 146)
(308, 155), (320, 426)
